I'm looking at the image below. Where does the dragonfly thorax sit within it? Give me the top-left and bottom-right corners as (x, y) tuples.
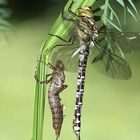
(77, 16), (98, 42)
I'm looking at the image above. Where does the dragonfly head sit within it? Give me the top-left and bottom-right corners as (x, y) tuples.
(78, 7), (93, 18)
(56, 60), (65, 71)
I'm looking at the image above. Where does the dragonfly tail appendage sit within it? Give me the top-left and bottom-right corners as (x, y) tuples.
(76, 135), (81, 140)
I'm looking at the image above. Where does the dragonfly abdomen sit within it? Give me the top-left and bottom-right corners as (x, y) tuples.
(48, 94), (63, 139)
(73, 42), (89, 139)
(47, 60), (67, 139)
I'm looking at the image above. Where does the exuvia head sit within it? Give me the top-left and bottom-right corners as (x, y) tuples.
(78, 7), (93, 18)
(56, 60), (65, 71)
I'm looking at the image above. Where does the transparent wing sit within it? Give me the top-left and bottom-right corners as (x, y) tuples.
(89, 39), (132, 80)
(49, 44), (79, 73)
(49, 41), (132, 79)
(48, 25), (133, 79)
(116, 32), (140, 53)
(99, 26), (140, 54)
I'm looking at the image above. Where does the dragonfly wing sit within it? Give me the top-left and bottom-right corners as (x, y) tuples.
(49, 45), (79, 73)
(99, 26), (140, 54)
(89, 40), (132, 80)
(116, 32), (140, 53)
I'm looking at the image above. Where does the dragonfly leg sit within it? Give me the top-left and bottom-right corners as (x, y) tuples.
(37, 60), (56, 70)
(63, 85), (68, 90)
(60, 84), (68, 93)
(47, 32), (78, 54)
(34, 74), (52, 84)
(49, 33), (71, 43)
(61, 0), (78, 22)
(49, 33), (76, 45)
(47, 43), (75, 54)
(61, 7), (75, 22)
(67, 0), (78, 18)
(37, 60), (51, 66)
(49, 33), (76, 48)
(48, 62), (55, 70)
(56, 85), (68, 95)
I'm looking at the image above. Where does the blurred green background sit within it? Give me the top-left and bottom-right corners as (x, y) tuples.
(0, 0), (140, 140)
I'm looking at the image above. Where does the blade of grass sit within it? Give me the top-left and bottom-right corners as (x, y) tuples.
(32, 54), (48, 140)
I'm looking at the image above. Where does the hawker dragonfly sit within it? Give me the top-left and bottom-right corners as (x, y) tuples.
(48, 1), (140, 140)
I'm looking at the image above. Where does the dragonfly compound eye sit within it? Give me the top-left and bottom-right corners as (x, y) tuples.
(78, 7), (93, 18)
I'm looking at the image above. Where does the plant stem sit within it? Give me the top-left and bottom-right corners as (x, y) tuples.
(32, 54), (48, 140)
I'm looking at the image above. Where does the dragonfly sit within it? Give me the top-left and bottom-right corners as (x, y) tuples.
(35, 60), (68, 140)
(48, 1), (140, 140)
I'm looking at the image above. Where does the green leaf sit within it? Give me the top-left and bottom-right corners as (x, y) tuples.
(108, 3), (121, 28)
(128, 0), (137, 13)
(116, 0), (125, 7)
(101, 0), (109, 25)
(127, 7), (137, 21)
(108, 19), (122, 32)
(116, 0), (137, 21)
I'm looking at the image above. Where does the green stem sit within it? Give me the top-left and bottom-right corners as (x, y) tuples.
(32, 1), (96, 140)
(32, 54), (48, 140)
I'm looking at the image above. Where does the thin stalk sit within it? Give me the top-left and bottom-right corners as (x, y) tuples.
(32, 54), (48, 140)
